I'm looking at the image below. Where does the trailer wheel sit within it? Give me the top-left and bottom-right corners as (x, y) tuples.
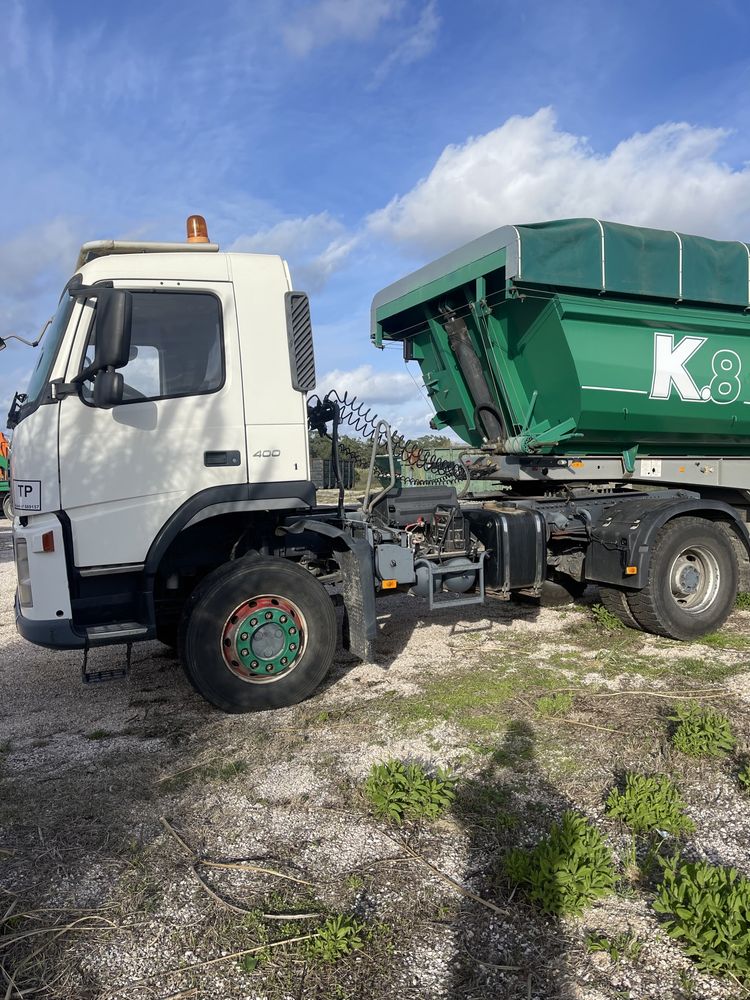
(178, 556), (336, 713)
(627, 517), (738, 640)
(598, 586), (642, 630)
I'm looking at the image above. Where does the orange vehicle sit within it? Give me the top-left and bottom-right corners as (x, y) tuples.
(0, 431), (10, 517)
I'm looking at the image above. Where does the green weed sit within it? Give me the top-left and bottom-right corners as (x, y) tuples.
(590, 604), (625, 630)
(535, 692), (574, 717)
(654, 857), (750, 980)
(504, 811), (616, 916)
(694, 631), (750, 650)
(307, 915), (368, 963)
(736, 758), (750, 793)
(213, 759), (249, 781)
(735, 592), (750, 610)
(586, 931), (642, 963)
(670, 704), (735, 758)
(605, 774), (694, 836)
(364, 760), (456, 824)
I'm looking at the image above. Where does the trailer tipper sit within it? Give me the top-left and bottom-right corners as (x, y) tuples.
(8, 216), (750, 712)
(372, 219), (750, 467)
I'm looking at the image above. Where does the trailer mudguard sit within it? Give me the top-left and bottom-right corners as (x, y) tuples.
(284, 519), (377, 663)
(585, 493), (750, 587)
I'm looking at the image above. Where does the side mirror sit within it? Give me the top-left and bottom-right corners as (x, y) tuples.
(93, 369), (124, 409)
(92, 290), (132, 371)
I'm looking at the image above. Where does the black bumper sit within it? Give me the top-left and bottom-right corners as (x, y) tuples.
(15, 595), (86, 650)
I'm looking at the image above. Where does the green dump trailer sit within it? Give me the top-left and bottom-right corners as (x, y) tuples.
(368, 219), (750, 638)
(372, 219), (750, 491)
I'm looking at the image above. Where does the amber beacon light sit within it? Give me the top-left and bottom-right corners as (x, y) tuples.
(186, 214), (210, 243)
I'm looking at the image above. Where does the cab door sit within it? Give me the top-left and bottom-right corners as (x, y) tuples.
(58, 281), (247, 568)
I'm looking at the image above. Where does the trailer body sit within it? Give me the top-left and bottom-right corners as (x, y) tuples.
(7, 217), (750, 713)
(372, 220), (750, 468)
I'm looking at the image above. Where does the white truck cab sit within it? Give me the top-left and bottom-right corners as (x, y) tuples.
(10, 218), (348, 709)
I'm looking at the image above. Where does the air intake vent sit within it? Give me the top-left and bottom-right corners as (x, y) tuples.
(285, 292), (316, 392)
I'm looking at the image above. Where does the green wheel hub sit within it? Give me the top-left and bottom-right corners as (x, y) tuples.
(222, 595), (306, 682)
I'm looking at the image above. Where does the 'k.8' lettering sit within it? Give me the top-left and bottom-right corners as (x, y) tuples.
(650, 333), (742, 405)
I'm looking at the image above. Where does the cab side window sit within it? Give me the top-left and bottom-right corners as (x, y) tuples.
(83, 291), (223, 402)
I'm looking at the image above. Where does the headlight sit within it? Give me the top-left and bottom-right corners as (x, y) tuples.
(15, 537), (32, 607)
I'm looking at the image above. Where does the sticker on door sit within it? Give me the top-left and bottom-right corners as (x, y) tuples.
(13, 480), (41, 512)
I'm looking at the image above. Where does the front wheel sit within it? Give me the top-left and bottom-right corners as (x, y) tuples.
(178, 557), (336, 713)
(626, 517), (738, 640)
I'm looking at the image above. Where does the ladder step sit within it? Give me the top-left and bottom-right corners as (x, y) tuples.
(81, 641), (133, 684)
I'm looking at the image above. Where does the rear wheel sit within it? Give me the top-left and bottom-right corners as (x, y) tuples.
(627, 517), (738, 640)
(598, 586), (642, 630)
(179, 556), (336, 712)
(2, 495), (12, 521)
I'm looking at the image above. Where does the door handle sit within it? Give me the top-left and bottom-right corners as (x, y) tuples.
(204, 451), (242, 467)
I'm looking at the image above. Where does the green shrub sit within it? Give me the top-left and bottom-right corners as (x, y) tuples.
(307, 915), (368, 963)
(670, 704), (735, 758)
(364, 760), (456, 824)
(504, 811), (616, 916)
(653, 858), (750, 980)
(535, 693), (574, 717)
(737, 758), (750, 793)
(605, 773), (695, 836)
(735, 592), (750, 611)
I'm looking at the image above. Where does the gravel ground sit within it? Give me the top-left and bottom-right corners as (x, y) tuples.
(1, 521), (749, 999)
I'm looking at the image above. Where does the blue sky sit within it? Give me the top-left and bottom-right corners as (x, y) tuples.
(2, 0), (750, 435)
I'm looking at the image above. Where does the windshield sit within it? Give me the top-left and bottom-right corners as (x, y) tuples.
(23, 290), (75, 404)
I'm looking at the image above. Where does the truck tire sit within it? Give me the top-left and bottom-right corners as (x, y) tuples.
(626, 517), (738, 640)
(2, 495), (12, 521)
(598, 586), (641, 630)
(178, 556), (336, 713)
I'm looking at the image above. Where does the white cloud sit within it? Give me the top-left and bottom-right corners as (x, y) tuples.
(282, 0), (403, 56)
(370, 0), (440, 88)
(368, 108), (750, 253)
(229, 212), (358, 291)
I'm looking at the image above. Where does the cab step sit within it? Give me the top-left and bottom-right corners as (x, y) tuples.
(86, 622), (149, 643)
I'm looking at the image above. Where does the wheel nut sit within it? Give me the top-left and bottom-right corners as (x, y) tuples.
(289, 643), (296, 651)
(265, 611), (273, 620)
(289, 627), (297, 635)
(240, 632), (248, 641)
(240, 649), (248, 657)
(250, 660), (259, 669)
(280, 615), (287, 624)
(265, 664), (274, 673)
(250, 618), (258, 627)
(280, 657), (288, 666)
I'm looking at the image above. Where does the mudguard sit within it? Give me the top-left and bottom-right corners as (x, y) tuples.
(285, 519), (377, 662)
(585, 493), (750, 588)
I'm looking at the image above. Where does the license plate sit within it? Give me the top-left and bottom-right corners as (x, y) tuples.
(13, 480), (41, 512)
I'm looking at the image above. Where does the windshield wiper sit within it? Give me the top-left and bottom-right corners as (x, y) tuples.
(7, 392), (28, 430)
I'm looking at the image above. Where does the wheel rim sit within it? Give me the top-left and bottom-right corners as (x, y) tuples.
(221, 594), (307, 683)
(668, 544), (721, 615)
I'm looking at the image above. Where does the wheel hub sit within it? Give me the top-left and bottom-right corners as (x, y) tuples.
(669, 546), (720, 613)
(222, 595), (305, 681)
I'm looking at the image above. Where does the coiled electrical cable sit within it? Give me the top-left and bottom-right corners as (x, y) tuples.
(307, 389), (483, 497)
